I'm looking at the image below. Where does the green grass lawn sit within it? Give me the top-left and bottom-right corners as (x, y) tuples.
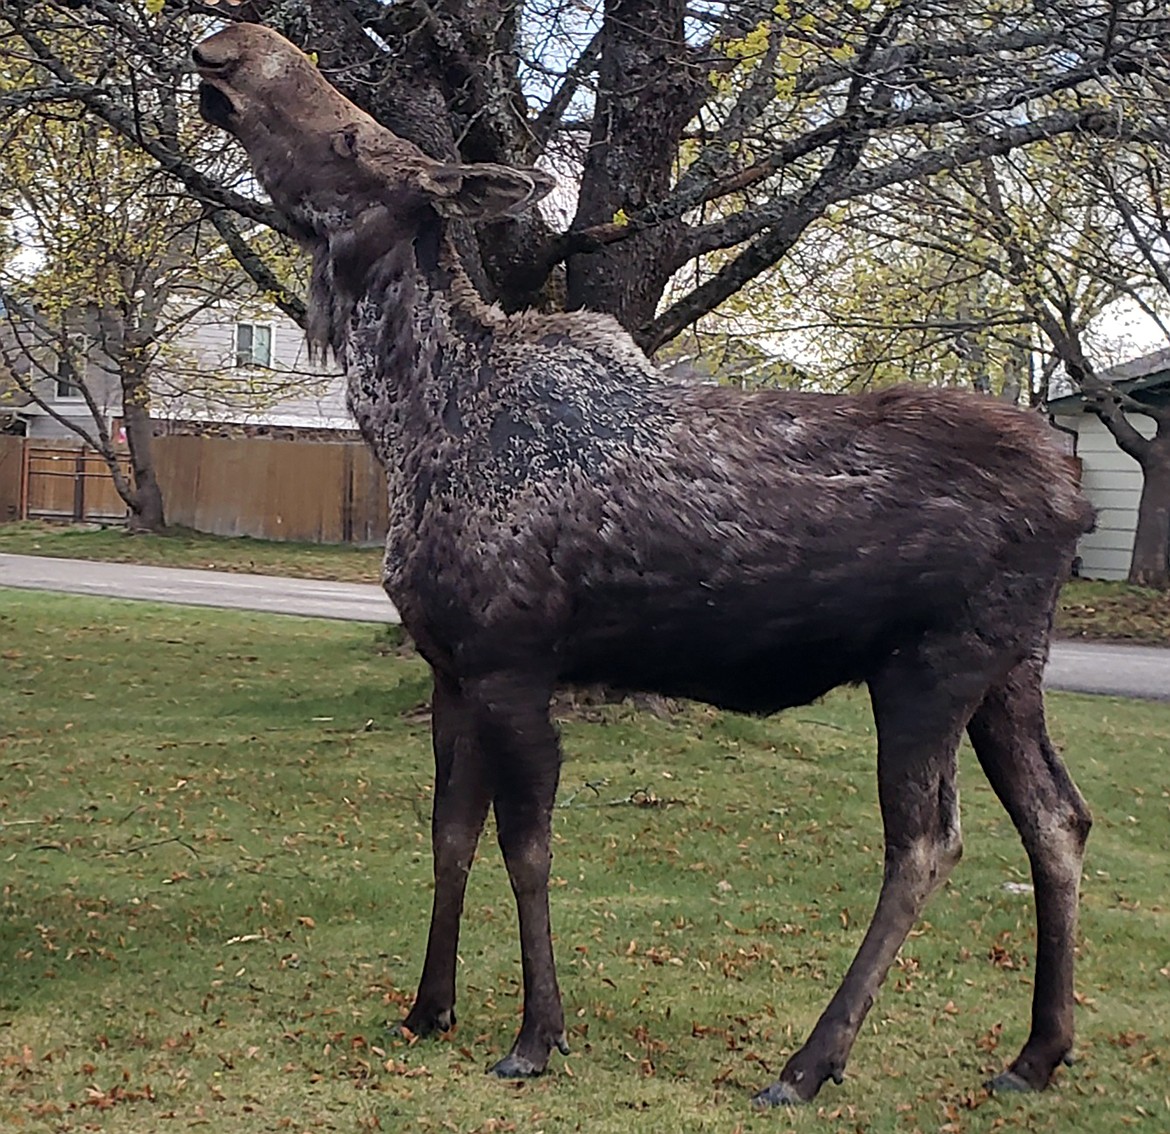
(1, 590), (1167, 1133)
(3, 520), (1170, 644)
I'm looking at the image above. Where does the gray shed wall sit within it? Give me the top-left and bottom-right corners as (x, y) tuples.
(1055, 411), (1154, 581)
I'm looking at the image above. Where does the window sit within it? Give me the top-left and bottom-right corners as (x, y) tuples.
(235, 322), (273, 368)
(54, 336), (87, 400)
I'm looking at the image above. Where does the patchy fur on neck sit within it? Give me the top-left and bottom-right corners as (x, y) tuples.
(306, 204), (662, 385)
(305, 194), (439, 363)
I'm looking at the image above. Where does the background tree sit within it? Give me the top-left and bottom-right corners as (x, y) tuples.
(745, 151), (1128, 395)
(0, 196), (20, 424)
(0, 4), (311, 530)
(1, 0), (1165, 351)
(973, 139), (1170, 588)
(758, 123), (1170, 583)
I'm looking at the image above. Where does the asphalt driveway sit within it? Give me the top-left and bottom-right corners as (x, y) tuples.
(3, 552), (1168, 700)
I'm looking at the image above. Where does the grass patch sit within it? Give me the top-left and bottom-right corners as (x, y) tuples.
(1, 590), (1167, 1133)
(0, 521), (382, 584)
(5, 522), (1170, 645)
(1057, 579), (1170, 645)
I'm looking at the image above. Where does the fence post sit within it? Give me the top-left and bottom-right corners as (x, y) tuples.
(72, 449), (86, 523)
(342, 444), (355, 544)
(19, 438), (30, 521)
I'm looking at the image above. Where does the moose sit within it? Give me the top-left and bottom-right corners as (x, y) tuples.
(195, 23), (1094, 1105)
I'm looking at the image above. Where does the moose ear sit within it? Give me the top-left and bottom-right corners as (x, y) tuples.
(416, 162), (555, 220)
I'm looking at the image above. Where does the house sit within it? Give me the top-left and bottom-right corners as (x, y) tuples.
(3, 299), (354, 442)
(1047, 347), (1170, 581)
(149, 304), (356, 439)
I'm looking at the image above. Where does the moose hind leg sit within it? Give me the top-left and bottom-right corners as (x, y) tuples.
(966, 657), (1091, 1092)
(402, 671), (492, 1038)
(755, 655), (977, 1106)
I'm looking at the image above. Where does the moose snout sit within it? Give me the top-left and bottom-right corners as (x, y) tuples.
(191, 43), (231, 71)
(191, 39), (239, 77)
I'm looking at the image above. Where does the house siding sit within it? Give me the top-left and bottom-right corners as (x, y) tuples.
(12, 302), (351, 439)
(152, 306), (351, 431)
(1055, 411), (1154, 581)
(16, 342), (122, 442)
(24, 413), (94, 441)
(21, 395), (120, 441)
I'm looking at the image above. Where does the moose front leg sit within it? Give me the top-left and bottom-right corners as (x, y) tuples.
(462, 672), (568, 1078)
(402, 670), (492, 1038)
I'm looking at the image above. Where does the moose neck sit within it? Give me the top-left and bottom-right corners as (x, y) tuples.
(311, 206), (495, 460)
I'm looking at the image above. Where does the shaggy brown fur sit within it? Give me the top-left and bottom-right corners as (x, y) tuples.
(196, 24), (1095, 1105)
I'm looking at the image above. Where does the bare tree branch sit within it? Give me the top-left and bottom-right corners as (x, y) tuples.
(7, 16), (290, 234)
(206, 211), (307, 329)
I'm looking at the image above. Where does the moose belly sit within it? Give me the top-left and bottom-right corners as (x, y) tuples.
(559, 579), (924, 715)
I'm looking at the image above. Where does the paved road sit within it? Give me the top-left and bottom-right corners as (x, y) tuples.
(0, 551), (399, 624)
(1042, 640), (1170, 701)
(3, 552), (1168, 700)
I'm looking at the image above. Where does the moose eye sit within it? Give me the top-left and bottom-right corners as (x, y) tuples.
(330, 128), (361, 159)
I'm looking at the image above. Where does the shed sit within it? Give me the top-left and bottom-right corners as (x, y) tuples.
(1047, 348), (1170, 581)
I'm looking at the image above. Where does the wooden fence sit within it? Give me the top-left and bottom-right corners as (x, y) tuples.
(0, 435), (22, 524)
(22, 444), (132, 524)
(0, 435), (388, 545)
(154, 435), (387, 543)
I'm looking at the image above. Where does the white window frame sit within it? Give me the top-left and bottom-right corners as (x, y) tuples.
(234, 321), (275, 369)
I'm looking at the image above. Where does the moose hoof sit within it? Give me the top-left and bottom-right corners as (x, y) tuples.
(488, 1033), (567, 1079)
(396, 1007), (455, 1038)
(488, 1052), (547, 1079)
(752, 1081), (810, 1107)
(986, 1069), (1040, 1094)
(754, 1059), (843, 1107)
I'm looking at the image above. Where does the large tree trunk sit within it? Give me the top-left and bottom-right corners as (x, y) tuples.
(121, 370), (166, 533)
(1129, 449), (1170, 588)
(565, 0), (700, 335)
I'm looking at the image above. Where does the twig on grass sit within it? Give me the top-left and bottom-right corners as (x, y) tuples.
(793, 717), (848, 731)
(557, 782), (689, 809)
(556, 779), (607, 807)
(112, 835), (199, 858)
(616, 788), (688, 809)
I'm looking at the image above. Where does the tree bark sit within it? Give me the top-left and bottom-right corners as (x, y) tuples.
(121, 366), (166, 533)
(565, 0), (701, 334)
(1129, 448), (1170, 589)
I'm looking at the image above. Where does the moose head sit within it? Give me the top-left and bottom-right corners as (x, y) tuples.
(194, 23), (554, 242)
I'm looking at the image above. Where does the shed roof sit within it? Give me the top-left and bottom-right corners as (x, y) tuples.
(1047, 347), (1170, 414)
